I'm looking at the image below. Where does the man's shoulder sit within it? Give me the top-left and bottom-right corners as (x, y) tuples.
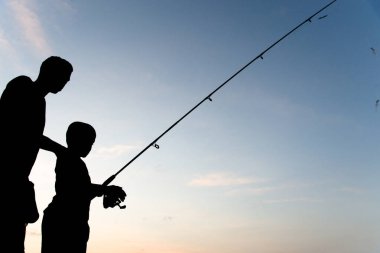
(0, 76), (34, 99)
(6, 75), (33, 88)
(2, 76), (34, 97)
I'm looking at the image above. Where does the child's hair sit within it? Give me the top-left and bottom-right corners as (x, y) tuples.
(66, 121), (96, 146)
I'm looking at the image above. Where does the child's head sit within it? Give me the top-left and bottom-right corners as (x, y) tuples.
(66, 121), (96, 157)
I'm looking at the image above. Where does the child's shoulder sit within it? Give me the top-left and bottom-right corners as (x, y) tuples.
(56, 150), (85, 167)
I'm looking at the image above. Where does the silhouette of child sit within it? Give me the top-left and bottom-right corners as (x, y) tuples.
(41, 121), (126, 253)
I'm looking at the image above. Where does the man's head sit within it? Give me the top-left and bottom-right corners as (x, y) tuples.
(66, 121), (96, 158)
(37, 56), (73, 94)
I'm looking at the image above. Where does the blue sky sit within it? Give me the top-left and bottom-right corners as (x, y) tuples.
(1, 0), (380, 253)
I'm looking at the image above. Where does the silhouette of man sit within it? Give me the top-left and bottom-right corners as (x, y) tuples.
(41, 121), (126, 253)
(0, 56), (73, 253)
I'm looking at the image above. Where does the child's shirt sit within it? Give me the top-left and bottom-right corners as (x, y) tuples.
(45, 150), (99, 223)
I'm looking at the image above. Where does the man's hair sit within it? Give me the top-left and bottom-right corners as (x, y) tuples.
(39, 56), (73, 76)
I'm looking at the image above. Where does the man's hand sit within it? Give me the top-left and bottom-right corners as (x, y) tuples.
(40, 135), (66, 155)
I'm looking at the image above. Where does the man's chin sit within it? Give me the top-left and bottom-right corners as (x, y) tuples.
(51, 89), (62, 94)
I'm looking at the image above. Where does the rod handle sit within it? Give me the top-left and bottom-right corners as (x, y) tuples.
(102, 174), (116, 186)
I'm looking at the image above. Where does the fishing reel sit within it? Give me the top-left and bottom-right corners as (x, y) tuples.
(103, 185), (127, 209)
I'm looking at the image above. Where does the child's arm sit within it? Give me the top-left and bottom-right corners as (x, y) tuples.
(90, 183), (106, 198)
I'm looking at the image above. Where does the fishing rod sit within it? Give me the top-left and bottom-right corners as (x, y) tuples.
(102, 0), (337, 188)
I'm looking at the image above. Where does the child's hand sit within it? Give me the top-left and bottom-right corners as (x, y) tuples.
(103, 185), (127, 209)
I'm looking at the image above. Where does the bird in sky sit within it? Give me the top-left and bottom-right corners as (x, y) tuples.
(370, 47), (376, 55)
(318, 15), (328, 20)
(376, 99), (379, 111)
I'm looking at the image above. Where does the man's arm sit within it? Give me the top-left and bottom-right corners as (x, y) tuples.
(40, 135), (66, 154)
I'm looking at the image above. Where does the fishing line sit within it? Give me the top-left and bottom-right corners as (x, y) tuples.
(102, 0), (337, 188)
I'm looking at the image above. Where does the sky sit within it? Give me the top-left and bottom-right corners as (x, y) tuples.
(1, 0), (380, 252)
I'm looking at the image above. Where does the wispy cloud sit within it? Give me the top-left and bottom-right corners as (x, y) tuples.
(225, 186), (277, 196)
(224, 181), (326, 197)
(95, 144), (141, 157)
(0, 27), (21, 69)
(263, 197), (324, 204)
(8, 0), (52, 56)
(189, 173), (331, 205)
(56, 0), (75, 12)
(188, 172), (266, 187)
(163, 216), (174, 222)
(0, 28), (14, 52)
(337, 187), (365, 194)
